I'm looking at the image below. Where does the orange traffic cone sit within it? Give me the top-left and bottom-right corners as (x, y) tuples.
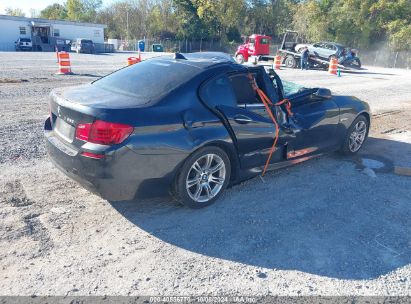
(127, 50), (142, 66)
(127, 57), (138, 65)
(274, 55), (282, 70)
(328, 57), (338, 75)
(56, 52), (73, 75)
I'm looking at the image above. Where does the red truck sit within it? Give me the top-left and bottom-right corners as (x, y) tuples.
(234, 34), (271, 64)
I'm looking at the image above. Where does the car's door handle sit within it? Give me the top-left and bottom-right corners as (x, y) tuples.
(234, 115), (253, 124)
(184, 120), (205, 129)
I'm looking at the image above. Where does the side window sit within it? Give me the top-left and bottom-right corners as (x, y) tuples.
(229, 74), (259, 105)
(325, 44), (336, 50)
(200, 75), (237, 108)
(260, 38), (269, 44)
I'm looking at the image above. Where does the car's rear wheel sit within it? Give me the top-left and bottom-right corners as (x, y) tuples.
(284, 55), (297, 68)
(174, 146), (231, 208)
(341, 115), (369, 155)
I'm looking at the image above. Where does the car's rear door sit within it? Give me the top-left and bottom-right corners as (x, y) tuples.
(324, 43), (338, 57)
(200, 72), (283, 169)
(311, 42), (325, 57)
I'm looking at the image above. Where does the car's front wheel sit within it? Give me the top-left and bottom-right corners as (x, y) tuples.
(236, 54), (245, 64)
(349, 58), (361, 69)
(174, 146), (231, 208)
(341, 115), (369, 155)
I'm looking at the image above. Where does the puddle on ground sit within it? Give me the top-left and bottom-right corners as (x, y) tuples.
(361, 158), (385, 169)
(352, 154), (394, 173)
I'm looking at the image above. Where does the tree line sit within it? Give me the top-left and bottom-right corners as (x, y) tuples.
(5, 0), (411, 51)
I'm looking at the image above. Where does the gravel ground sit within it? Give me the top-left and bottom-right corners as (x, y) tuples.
(0, 52), (410, 296)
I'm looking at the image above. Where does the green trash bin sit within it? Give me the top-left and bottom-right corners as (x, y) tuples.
(152, 44), (164, 52)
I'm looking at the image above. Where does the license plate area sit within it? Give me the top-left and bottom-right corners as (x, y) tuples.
(55, 118), (75, 143)
(48, 136), (78, 156)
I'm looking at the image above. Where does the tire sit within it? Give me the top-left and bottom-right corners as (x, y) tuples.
(340, 115), (369, 155)
(351, 58), (361, 69)
(284, 55), (296, 68)
(236, 54), (245, 64)
(173, 146), (231, 208)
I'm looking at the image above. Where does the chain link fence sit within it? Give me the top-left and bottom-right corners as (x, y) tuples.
(116, 39), (410, 69)
(359, 49), (410, 69)
(116, 38), (237, 53)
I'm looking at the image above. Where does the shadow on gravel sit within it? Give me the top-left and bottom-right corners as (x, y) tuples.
(111, 137), (411, 280)
(341, 70), (397, 76)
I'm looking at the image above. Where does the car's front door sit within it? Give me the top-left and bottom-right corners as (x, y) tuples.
(286, 91), (340, 158)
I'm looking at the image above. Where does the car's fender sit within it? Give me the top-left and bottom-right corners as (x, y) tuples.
(333, 96), (371, 140)
(235, 45), (249, 62)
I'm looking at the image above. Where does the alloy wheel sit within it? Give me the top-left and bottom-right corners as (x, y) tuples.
(348, 120), (367, 152)
(236, 54), (245, 64)
(186, 153), (226, 203)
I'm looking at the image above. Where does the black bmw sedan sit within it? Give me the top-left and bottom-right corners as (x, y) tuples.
(45, 52), (370, 208)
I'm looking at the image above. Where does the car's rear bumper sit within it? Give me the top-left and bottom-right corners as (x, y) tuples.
(44, 117), (181, 201)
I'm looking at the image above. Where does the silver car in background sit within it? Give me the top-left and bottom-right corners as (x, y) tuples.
(295, 41), (345, 60)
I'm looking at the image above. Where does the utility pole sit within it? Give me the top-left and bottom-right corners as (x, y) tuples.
(126, 10), (129, 41)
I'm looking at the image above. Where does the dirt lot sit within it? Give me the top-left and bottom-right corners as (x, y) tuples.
(0, 52), (410, 296)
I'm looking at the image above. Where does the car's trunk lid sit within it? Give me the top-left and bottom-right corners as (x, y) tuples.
(53, 84), (152, 110)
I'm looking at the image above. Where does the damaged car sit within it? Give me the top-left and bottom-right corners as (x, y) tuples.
(45, 52), (370, 208)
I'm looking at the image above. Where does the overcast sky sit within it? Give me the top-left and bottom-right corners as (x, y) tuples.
(0, 0), (115, 17)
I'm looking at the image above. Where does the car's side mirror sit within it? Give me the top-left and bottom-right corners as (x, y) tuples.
(313, 88), (332, 99)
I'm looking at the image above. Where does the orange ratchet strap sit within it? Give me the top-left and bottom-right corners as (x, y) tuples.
(248, 73), (293, 176)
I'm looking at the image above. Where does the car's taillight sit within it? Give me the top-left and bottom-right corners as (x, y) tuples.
(75, 120), (134, 145)
(76, 123), (92, 141)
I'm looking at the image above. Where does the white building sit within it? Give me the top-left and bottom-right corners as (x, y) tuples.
(0, 15), (106, 51)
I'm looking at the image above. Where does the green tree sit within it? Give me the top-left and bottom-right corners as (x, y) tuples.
(173, 0), (207, 39)
(370, 0), (411, 50)
(66, 0), (102, 22)
(292, 0), (331, 42)
(40, 3), (68, 20)
(4, 7), (25, 16)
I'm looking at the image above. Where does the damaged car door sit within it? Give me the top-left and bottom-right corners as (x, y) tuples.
(285, 88), (340, 158)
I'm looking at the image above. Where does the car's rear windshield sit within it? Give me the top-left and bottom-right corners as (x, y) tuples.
(80, 40), (93, 44)
(93, 57), (201, 102)
(20, 38), (31, 42)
